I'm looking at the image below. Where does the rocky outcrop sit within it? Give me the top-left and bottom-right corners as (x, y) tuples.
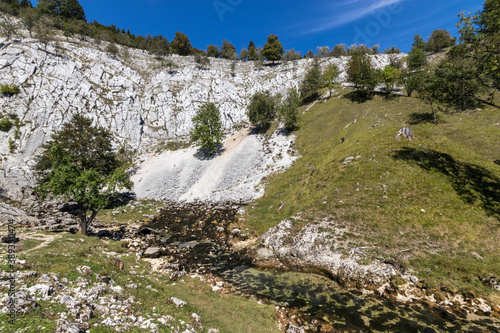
(249, 218), (396, 288)
(0, 27), (404, 198)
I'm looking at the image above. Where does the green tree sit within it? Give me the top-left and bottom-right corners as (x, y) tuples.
(37, 0), (85, 20)
(417, 71), (450, 124)
(247, 40), (258, 60)
(20, 7), (37, 37)
(331, 44), (346, 57)
(207, 44), (219, 58)
(346, 50), (377, 90)
(219, 39), (236, 59)
(426, 29), (455, 52)
(247, 92), (275, 129)
(381, 65), (402, 92)
(32, 115), (132, 235)
(407, 46), (427, 70)
(384, 46), (400, 54)
(412, 34), (426, 50)
(283, 49), (301, 62)
(401, 70), (423, 97)
(262, 34), (284, 63)
(190, 103), (224, 155)
(278, 87), (300, 131)
(456, 0), (500, 95)
(171, 31), (192, 56)
(239, 48), (248, 61)
(322, 62), (340, 98)
(300, 65), (322, 100)
(0, 10), (18, 40)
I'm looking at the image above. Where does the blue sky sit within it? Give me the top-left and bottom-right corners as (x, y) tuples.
(42, 0), (484, 53)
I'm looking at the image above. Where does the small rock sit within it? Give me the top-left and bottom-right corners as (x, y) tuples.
(168, 297), (187, 308)
(55, 319), (85, 333)
(76, 266), (93, 276)
(231, 229), (241, 236)
(109, 257), (124, 270)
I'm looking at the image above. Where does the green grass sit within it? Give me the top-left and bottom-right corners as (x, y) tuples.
(245, 90), (500, 298)
(0, 231), (278, 332)
(98, 199), (162, 225)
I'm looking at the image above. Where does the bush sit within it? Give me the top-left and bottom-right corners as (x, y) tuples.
(0, 117), (13, 132)
(1, 84), (20, 96)
(278, 88), (300, 131)
(105, 43), (119, 57)
(247, 92), (275, 129)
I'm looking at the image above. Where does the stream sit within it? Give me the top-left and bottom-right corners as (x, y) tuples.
(144, 202), (499, 332)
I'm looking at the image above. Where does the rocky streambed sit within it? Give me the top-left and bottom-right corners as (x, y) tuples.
(120, 201), (500, 333)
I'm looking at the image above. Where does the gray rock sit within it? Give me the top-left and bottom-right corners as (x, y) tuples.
(169, 297), (187, 308)
(55, 319), (85, 333)
(143, 247), (161, 258)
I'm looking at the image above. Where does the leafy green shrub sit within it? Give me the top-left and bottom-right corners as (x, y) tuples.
(0, 117), (13, 132)
(1, 84), (20, 96)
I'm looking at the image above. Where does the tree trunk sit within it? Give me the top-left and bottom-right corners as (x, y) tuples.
(77, 205), (99, 235)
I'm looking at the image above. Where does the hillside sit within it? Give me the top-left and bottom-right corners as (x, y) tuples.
(0, 22), (402, 200)
(246, 88), (500, 299)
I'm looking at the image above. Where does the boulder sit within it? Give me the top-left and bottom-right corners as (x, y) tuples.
(143, 247), (161, 258)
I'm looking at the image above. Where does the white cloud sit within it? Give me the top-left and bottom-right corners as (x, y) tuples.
(301, 0), (404, 34)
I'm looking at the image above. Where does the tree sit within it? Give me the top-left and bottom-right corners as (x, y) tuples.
(322, 62), (340, 98)
(239, 48), (248, 61)
(317, 46), (330, 57)
(402, 70), (423, 97)
(384, 46), (400, 54)
(426, 29), (455, 52)
(19, 7), (37, 37)
(278, 88), (300, 131)
(151, 36), (170, 59)
(283, 49), (301, 62)
(346, 50), (377, 90)
(407, 46), (427, 70)
(381, 65), (402, 92)
(247, 40), (258, 60)
(0, 10), (18, 40)
(417, 71), (448, 124)
(456, 0), (500, 95)
(190, 103), (224, 155)
(37, 0), (85, 21)
(331, 44), (346, 57)
(220, 39), (236, 59)
(305, 49), (314, 58)
(32, 114), (132, 235)
(171, 31), (192, 56)
(262, 34), (284, 63)
(372, 44), (380, 54)
(300, 65), (322, 100)
(412, 34), (426, 50)
(207, 44), (219, 58)
(247, 92), (275, 129)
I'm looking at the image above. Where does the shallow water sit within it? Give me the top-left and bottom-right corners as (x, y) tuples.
(222, 266), (500, 332)
(149, 203), (500, 332)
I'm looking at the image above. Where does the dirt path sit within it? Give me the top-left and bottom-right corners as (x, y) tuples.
(16, 232), (61, 254)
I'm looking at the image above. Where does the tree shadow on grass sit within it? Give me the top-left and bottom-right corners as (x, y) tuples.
(344, 90), (373, 103)
(407, 112), (442, 125)
(392, 147), (500, 221)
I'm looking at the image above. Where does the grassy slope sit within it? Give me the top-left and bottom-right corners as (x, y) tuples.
(246, 89), (500, 298)
(0, 227), (277, 333)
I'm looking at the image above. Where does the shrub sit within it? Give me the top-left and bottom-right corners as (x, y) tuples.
(1, 84), (20, 96)
(0, 117), (13, 131)
(247, 92), (275, 129)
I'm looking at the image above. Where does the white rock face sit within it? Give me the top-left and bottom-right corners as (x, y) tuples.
(0, 31), (404, 199)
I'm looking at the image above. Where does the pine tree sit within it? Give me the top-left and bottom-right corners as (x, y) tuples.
(171, 31), (192, 56)
(247, 40), (258, 60)
(262, 34), (284, 63)
(220, 39), (236, 59)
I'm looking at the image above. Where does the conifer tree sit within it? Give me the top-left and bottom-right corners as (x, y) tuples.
(262, 34), (284, 63)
